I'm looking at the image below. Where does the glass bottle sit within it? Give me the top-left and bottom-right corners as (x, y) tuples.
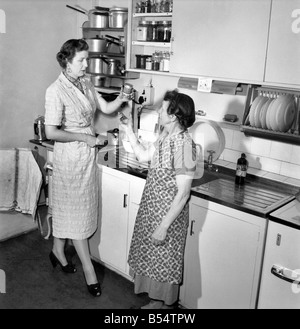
(162, 20), (172, 42)
(156, 21), (164, 42)
(147, 21), (158, 41)
(151, 0), (157, 13)
(235, 153), (248, 185)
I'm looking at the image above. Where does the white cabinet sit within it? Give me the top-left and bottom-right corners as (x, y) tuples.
(179, 196), (266, 309)
(89, 166), (145, 279)
(264, 0), (300, 87)
(170, 0), (271, 82)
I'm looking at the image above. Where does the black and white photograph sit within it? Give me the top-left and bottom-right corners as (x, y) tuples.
(0, 0), (300, 312)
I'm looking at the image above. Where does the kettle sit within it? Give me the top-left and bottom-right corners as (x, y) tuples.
(34, 115), (47, 142)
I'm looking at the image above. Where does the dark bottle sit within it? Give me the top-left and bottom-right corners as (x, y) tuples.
(235, 153), (248, 185)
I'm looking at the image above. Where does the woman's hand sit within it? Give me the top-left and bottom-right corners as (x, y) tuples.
(151, 224), (168, 246)
(85, 134), (98, 147)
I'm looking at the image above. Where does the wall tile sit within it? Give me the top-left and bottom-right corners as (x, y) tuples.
(232, 131), (252, 153)
(270, 141), (292, 162)
(222, 128), (233, 149)
(222, 149), (240, 163)
(290, 145), (300, 165)
(284, 177), (300, 188)
(250, 138), (271, 157)
(280, 162), (300, 180)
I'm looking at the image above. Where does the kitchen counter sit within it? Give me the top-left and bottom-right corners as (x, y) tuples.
(109, 164), (298, 218)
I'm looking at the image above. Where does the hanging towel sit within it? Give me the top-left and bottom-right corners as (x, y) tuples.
(0, 148), (43, 220)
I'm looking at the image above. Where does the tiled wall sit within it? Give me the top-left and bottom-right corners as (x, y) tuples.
(220, 126), (300, 186)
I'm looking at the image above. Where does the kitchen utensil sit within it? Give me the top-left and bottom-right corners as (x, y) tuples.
(85, 35), (109, 53)
(253, 96), (268, 128)
(108, 7), (128, 28)
(275, 95), (296, 132)
(259, 98), (273, 129)
(105, 35), (125, 54)
(188, 118), (225, 162)
(265, 98), (277, 130)
(66, 5), (109, 28)
(249, 95), (266, 127)
(102, 58), (123, 76)
(90, 75), (105, 87)
(34, 115), (47, 142)
(87, 58), (103, 74)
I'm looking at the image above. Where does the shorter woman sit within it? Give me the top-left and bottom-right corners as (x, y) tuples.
(120, 89), (199, 309)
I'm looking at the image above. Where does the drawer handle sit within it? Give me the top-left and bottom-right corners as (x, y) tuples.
(190, 220), (195, 236)
(271, 264), (300, 285)
(123, 194), (128, 208)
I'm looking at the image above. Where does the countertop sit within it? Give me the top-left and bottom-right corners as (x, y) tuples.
(113, 165), (298, 219)
(30, 139), (298, 220)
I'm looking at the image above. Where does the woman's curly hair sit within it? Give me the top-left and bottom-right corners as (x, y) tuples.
(164, 89), (196, 129)
(56, 39), (89, 69)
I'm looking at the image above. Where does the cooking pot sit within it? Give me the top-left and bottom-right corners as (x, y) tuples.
(85, 35), (109, 53)
(102, 58), (124, 76)
(105, 35), (125, 54)
(66, 5), (109, 28)
(87, 58), (104, 74)
(108, 7), (128, 28)
(90, 75), (105, 87)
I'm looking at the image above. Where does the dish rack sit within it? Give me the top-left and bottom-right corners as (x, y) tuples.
(240, 85), (300, 145)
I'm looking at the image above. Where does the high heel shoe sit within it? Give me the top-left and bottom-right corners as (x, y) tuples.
(86, 282), (101, 297)
(49, 251), (77, 274)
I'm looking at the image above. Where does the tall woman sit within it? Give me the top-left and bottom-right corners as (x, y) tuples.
(45, 39), (127, 297)
(120, 89), (199, 309)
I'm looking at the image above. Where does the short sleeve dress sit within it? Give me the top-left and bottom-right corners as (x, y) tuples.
(128, 130), (197, 305)
(44, 73), (102, 240)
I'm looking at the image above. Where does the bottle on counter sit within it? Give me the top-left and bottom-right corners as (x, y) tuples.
(235, 153), (248, 185)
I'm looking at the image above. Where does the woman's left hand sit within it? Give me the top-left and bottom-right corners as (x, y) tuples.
(151, 225), (168, 246)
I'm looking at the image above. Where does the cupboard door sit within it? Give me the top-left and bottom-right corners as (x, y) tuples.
(170, 0), (271, 81)
(89, 172), (130, 274)
(265, 0), (300, 86)
(179, 198), (263, 309)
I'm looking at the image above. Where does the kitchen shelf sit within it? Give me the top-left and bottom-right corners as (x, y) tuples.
(95, 86), (121, 94)
(82, 21), (123, 32)
(132, 41), (170, 47)
(240, 126), (300, 145)
(89, 52), (125, 58)
(88, 72), (140, 79)
(133, 13), (172, 17)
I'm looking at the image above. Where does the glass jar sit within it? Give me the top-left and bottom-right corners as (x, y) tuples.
(156, 21), (164, 42)
(147, 21), (158, 41)
(162, 51), (170, 71)
(162, 21), (172, 42)
(145, 56), (152, 70)
(137, 20), (148, 41)
(152, 52), (160, 71)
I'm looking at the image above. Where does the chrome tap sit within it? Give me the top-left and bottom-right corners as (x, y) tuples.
(206, 150), (218, 172)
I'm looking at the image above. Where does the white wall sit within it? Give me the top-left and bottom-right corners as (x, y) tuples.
(0, 0), (78, 149)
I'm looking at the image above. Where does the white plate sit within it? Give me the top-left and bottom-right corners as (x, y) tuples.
(259, 98), (273, 129)
(265, 98), (278, 130)
(188, 119), (225, 162)
(276, 95), (296, 132)
(253, 96), (269, 128)
(249, 96), (265, 127)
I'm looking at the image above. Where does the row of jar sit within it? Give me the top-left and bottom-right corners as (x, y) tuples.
(136, 20), (172, 42)
(135, 0), (173, 14)
(136, 51), (170, 72)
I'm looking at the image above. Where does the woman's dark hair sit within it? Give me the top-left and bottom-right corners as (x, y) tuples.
(164, 89), (196, 129)
(56, 39), (89, 69)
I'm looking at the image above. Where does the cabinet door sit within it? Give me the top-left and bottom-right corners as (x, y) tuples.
(89, 172), (130, 274)
(170, 0), (271, 82)
(265, 0), (300, 86)
(179, 198), (264, 309)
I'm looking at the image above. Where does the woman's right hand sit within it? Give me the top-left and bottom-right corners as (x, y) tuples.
(85, 134), (98, 148)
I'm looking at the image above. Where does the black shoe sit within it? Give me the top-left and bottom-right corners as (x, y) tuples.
(86, 282), (101, 297)
(49, 251), (77, 274)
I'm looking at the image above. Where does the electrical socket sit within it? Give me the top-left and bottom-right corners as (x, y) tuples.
(136, 86), (154, 106)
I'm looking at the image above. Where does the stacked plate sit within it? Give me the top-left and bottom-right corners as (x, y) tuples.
(247, 94), (296, 132)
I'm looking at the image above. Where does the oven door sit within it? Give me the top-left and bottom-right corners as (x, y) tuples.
(258, 217), (300, 309)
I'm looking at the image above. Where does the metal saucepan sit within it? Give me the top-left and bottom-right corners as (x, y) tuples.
(85, 35), (109, 53)
(108, 7), (128, 28)
(90, 75), (105, 87)
(66, 5), (109, 28)
(105, 35), (125, 54)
